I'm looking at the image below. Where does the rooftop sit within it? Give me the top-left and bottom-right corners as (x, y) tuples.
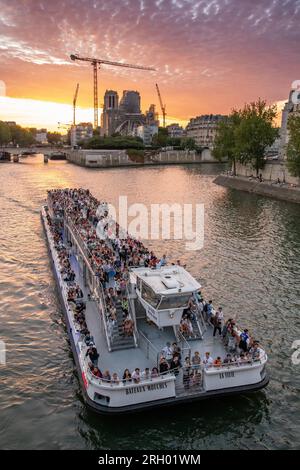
(131, 266), (201, 295)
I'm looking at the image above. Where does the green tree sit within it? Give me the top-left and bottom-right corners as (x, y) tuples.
(47, 132), (62, 145)
(84, 135), (144, 150)
(180, 137), (196, 151)
(152, 127), (168, 147)
(0, 121), (11, 146)
(213, 112), (241, 174)
(9, 124), (35, 146)
(213, 99), (278, 176)
(235, 99), (278, 175)
(286, 114), (300, 177)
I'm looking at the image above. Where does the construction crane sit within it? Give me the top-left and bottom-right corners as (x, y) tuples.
(155, 83), (166, 128)
(73, 83), (79, 126)
(70, 54), (155, 129)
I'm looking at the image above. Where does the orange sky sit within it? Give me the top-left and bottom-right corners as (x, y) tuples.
(0, 0), (298, 130)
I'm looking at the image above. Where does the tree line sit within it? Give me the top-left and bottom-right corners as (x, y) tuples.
(286, 114), (300, 177)
(213, 99), (279, 176)
(0, 121), (63, 146)
(82, 128), (199, 152)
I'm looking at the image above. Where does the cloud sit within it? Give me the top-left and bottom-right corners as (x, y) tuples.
(0, 0), (299, 121)
(0, 80), (6, 96)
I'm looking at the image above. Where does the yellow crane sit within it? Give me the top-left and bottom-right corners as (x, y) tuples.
(70, 54), (155, 128)
(155, 83), (166, 128)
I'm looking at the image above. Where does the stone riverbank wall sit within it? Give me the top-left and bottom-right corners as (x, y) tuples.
(66, 148), (221, 168)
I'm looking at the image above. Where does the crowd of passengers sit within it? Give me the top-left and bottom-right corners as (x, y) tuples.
(47, 188), (170, 341)
(47, 189), (264, 387)
(86, 335), (263, 388)
(179, 294), (263, 358)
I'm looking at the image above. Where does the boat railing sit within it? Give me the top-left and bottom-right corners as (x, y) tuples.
(98, 235), (139, 349)
(193, 294), (207, 335)
(83, 354), (175, 389)
(137, 330), (161, 369)
(66, 215), (138, 350)
(203, 351), (268, 372)
(173, 325), (191, 359)
(65, 216), (113, 351)
(125, 286), (138, 348)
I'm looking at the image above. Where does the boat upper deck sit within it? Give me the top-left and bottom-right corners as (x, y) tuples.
(45, 188), (267, 396)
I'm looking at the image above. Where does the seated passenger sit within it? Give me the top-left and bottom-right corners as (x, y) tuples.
(111, 373), (120, 385)
(102, 370), (111, 382)
(151, 367), (159, 378)
(159, 357), (169, 374)
(249, 342), (262, 360)
(84, 331), (94, 346)
(92, 367), (102, 378)
(132, 368), (141, 383)
(223, 353), (232, 364)
(213, 356), (222, 367)
(122, 369), (132, 384)
(141, 367), (151, 380)
(123, 317), (134, 337)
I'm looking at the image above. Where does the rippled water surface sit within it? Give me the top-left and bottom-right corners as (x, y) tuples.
(0, 156), (299, 449)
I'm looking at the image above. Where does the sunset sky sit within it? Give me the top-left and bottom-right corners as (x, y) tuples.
(0, 0), (299, 131)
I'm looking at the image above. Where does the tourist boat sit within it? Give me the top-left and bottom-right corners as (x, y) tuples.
(41, 189), (268, 414)
(0, 151), (11, 162)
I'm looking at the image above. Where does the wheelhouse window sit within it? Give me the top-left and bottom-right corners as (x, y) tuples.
(141, 282), (160, 308)
(158, 294), (191, 310)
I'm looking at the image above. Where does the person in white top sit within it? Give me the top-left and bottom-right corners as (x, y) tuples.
(141, 368), (151, 380)
(203, 352), (213, 368)
(162, 342), (173, 364)
(131, 368), (141, 383)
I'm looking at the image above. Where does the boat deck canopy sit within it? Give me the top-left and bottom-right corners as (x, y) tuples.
(131, 266), (201, 296)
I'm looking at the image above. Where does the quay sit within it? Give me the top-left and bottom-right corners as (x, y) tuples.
(65, 148), (222, 168)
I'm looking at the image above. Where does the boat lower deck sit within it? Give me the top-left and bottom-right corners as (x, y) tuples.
(70, 249), (229, 378)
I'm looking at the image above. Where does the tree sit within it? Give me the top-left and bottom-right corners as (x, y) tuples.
(152, 127), (168, 147)
(286, 114), (300, 177)
(9, 124), (35, 146)
(213, 99), (278, 176)
(83, 135), (144, 150)
(47, 132), (62, 145)
(235, 99), (278, 175)
(213, 111), (240, 175)
(0, 121), (11, 146)
(180, 137), (196, 151)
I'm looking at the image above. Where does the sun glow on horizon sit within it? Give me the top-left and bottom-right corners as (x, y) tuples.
(0, 96), (189, 132)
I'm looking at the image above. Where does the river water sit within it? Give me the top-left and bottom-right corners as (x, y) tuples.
(0, 155), (299, 450)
